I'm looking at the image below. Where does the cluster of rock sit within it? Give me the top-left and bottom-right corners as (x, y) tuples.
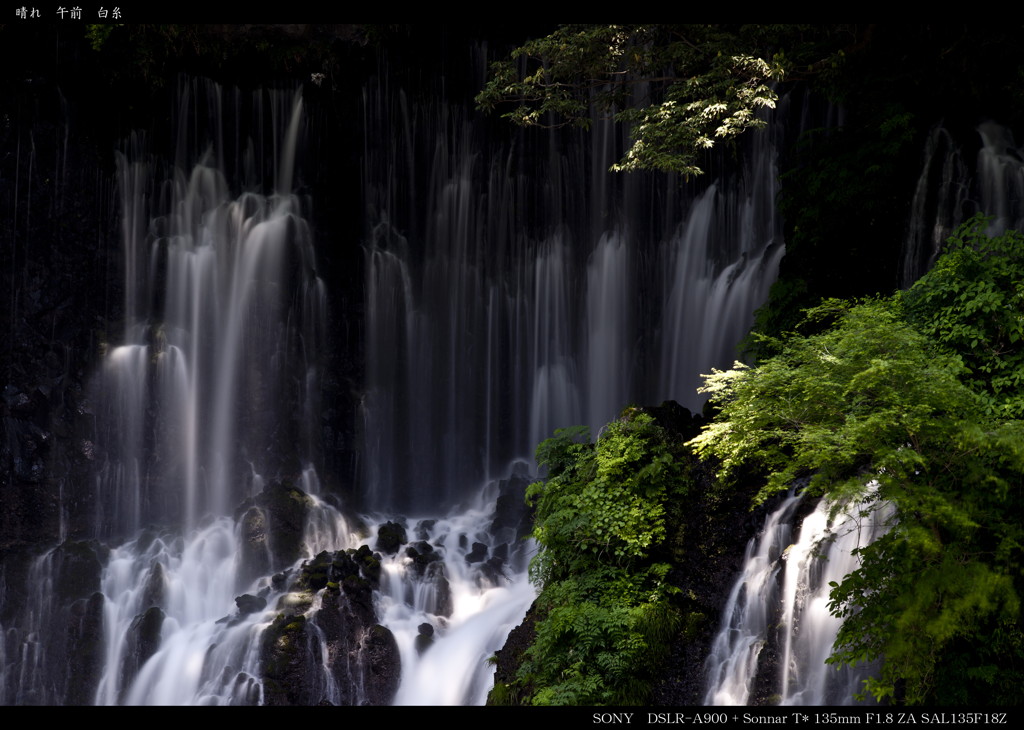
(258, 544), (399, 706)
(232, 480), (399, 705)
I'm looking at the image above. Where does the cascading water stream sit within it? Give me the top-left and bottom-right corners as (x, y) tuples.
(702, 492), (803, 706)
(372, 492), (536, 706)
(2, 75), (546, 706)
(901, 121), (1024, 287)
(95, 520), (264, 705)
(1, 26), (1023, 708)
(354, 63), (796, 704)
(93, 67), (791, 704)
(361, 73), (791, 515)
(700, 119), (1024, 707)
(704, 489), (894, 706)
(88, 82), (346, 705)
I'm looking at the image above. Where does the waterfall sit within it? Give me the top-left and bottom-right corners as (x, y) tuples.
(95, 80), (325, 538)
(6, 24), (1024, 707)
(2, 55), (807, 705)
(90, 82), (342, 704)
(374, 494), (537, 706)
(900, 121), (1024, 287)
(702, 120), (1024, 708)
(0, 73), (540, 705)
(704, 489), (894, 705)
(354, 54), (790, 704)
(361, 70), (789, 514)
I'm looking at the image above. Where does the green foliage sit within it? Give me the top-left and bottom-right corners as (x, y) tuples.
(690, 222), (1024, 704)
(748, 108), (920, 352)
(476, 25), (884, 178)
(476, 25), (786, 177)
(529, 415), (680, 580)
(522, 568), (680, 706)
(84, 24), (120, 52)
(693, 298), (977, 505)
(516, 411), (690, 705)
(903, 217), (1024, 417)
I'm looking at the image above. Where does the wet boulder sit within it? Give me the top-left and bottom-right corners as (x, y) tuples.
(238, 506), (271, 582)
(375, 520), (407, 555)
(260, 613), (313, 706)
(300, 551), (334, 592)
(235, 593), (267, 616)
(119, 605), (166, 700)
(405, 540), (442, 577)
(360, 624), (401, 705)
(141, 561), (166, 610)
(414, 519), (436, 541)
(478, 556), (506, 587)
(352, 544), (381, 586)
(414, 622), (434, 654)
(236, 480), (314, 572)
(465, 542), (488, 564)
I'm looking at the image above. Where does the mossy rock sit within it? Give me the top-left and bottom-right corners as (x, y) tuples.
(260, 612), (310, 705)
(375, 520), (407, 555)
(238, 506), (271, 581)
(301, 550), (333, 591)
(351, 544), (381, 584)
(237, 480), (315, 571)
(360, 624), (401, 705)
(276, 590), (314, 616)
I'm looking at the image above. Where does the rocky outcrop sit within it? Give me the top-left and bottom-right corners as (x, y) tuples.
(260, 546), (401, 706)
(119, 606), (166, 701)
(486, 401), (774, 706)
(237, 480), (315, 580)
(375, 520), (406, 555)
(359, 623), (401, 705)
(487, 603), (537, 706)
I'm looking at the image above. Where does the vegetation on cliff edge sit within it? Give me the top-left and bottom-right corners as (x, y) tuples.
(690, 218), (1024, 704)
(494, 412), (696, 705)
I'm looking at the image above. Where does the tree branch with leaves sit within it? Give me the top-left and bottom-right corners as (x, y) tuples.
(476, 25), (857, 177)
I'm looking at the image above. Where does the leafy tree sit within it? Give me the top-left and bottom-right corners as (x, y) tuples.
(476, 25), (802, 177)
(501, 411), (691, 705)
(902, 218), (1024, 417)
(690, 220), (1024, 704)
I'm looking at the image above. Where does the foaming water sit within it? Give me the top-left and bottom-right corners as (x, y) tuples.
(95, 519), (266, 705)
(371, 500), (536, 706)
(81, 78), (538, 707)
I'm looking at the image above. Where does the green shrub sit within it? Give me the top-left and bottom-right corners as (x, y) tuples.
(515, 411), (689, 705)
